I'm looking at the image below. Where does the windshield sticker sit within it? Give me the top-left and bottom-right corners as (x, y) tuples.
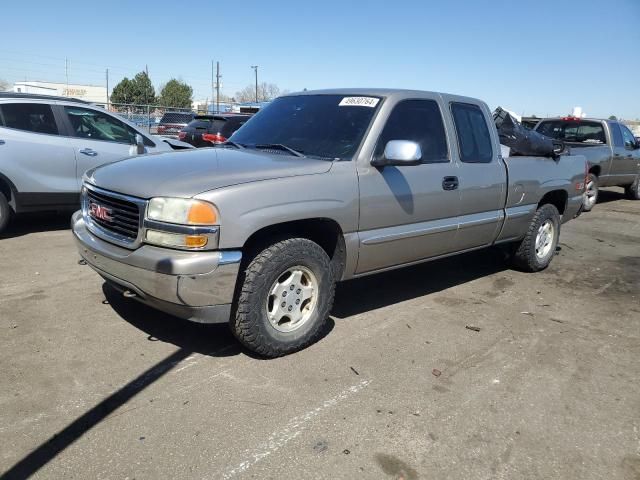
(339, 97), (380, 108)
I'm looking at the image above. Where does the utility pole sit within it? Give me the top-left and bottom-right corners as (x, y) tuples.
(105, 68), (109, 108)
(145, 64), (149, 106)
(216, 61), (221, 114)
(251, 65), (258, 103)
(214, 60), (216, 113)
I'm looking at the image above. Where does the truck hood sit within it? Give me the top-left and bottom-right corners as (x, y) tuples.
(85, 148), (333, 199)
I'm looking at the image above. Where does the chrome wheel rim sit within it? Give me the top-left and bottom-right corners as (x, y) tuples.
(535, 220), (555, 260)
(584, 179), (597, 209)
(266, 266), (318, 333)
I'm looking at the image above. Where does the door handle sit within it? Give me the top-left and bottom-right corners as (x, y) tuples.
(79, 148), (98, 157)
(442, 176), (459, 191)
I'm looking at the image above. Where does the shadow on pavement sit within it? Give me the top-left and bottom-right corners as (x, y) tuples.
(332, 247), (508, 318)
(0, 210), (74, 239)
(595, 188), (627, 205)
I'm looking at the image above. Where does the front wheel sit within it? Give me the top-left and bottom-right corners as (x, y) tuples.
(583, 173), (598, 211)
(511, 204), (561, 272)
(624, 176), (640, 200)
(231, 238), (335, 357)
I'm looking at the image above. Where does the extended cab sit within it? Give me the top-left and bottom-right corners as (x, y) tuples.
(72, 89), (587, 357)
(535, 117), (640, 210)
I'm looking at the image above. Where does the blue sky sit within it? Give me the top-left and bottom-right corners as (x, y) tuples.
(1, 0), (638, 118)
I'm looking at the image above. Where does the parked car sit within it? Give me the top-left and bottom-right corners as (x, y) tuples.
(178, 114), (251, 147)
(73, 89), (587, 357)
(156, 112), (195, 138)
(0, 93), (193, 233)
(535, 117), (640, 210)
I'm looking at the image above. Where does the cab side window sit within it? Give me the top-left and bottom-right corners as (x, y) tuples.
(64, 106), (138, 145)
(374, 99), (449, 163)
(0, 103), (59, 135)
(451, 103), (493, 163)
(620, 124), (637, 149)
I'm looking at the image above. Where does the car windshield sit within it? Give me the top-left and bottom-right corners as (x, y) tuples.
(160, 112), (193, 124)
(230, 94), (381, 160)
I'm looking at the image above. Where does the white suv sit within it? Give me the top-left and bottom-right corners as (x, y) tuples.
(0, 93), (192, 233)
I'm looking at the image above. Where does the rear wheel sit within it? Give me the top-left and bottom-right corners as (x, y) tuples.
(583, 173), (598, 211)
(0, 192), (12, 234)
(511, 204), (561, 272)
(231, 237), (335, 357)
(624, 176), (640, 200)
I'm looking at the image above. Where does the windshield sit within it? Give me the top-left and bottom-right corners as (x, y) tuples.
(230, 94), (381, 159)
(537, 120), (607, 144)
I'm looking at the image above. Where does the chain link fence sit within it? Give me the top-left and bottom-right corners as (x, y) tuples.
(108, 102), (264, 136)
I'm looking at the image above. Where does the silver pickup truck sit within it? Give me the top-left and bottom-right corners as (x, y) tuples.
(72, 89), (586, 357)
(535, 117), (640, 210)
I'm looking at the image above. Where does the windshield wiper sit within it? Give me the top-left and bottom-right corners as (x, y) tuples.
(254, 143), (305, 157)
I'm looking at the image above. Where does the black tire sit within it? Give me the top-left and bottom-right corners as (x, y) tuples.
(510, 204), (561, 272)
(624, 176), (640, 200)
(0, 192), (11, 234)
(231, 238), (335, 357)
(583, 173), (598, 212)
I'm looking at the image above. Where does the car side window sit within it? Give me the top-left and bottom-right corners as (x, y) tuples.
(0, 103), (59, 135)
(451, 102), (493, 163)
(64, 106), (138, 145)
(620, 124), (637, 149)
(609, 122), (624, 148)
(374, 99), (449, 163)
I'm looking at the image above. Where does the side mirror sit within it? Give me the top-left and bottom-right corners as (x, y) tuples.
(135, 134), (145, 154)
(371, 140), (422, 167)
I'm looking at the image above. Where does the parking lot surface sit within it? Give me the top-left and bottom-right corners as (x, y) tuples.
(1, 189), (639, 480)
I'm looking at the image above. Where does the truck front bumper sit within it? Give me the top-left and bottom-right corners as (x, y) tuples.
(71, 211), (241, 324)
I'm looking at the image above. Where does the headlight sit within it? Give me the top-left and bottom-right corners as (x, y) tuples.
(147, 198), (218, 225)
(145, 197), (219, 250)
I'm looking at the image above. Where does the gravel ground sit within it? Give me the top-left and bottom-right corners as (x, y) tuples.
(1, 188), (638, 480)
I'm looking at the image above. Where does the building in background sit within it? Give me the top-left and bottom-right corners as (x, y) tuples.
(12, 81), (107, 106)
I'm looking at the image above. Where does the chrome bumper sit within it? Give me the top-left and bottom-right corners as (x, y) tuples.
(72, 211), (241, 324)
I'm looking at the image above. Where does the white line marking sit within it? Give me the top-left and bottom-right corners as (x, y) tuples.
(219, 379), (372, 479)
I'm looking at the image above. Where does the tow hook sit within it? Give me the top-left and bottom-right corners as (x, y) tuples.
(123, 290), (137, 298)
(78, 259), (87, 266)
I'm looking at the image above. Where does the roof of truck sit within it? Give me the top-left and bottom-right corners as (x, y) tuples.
(0, 92), (90, 104)
(284, 88), (482, 104)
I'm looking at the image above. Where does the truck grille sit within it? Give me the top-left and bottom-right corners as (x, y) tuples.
(84, 187), (143, 245)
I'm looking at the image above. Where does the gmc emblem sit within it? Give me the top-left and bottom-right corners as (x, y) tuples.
(89, 202), (113, 222)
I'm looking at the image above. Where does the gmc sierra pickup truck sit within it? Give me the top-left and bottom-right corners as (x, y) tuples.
(72, 89), (587, 357)
(535, 117), (640, 210)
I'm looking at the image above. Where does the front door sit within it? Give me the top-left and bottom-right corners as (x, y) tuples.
(615, 124), (640, 183)
(61, 105), (144, 186)
(356, 97), (460, 274)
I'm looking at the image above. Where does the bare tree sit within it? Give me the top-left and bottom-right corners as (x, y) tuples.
(235, 82), (283, 103)
(0, 78), (9, 92)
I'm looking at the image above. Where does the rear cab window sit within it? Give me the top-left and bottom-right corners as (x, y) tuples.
(450, 102), (493, 163)
(537, 120), (607, 145)
(0, 103), (59, 135)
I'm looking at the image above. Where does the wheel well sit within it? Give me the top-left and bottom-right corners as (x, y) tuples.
(589, 165), (601, 177)
(538, 190), (568, 215)
(243, 218), (347, 280)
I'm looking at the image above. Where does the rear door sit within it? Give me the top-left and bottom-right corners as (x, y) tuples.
(448, 101), (506, 251)
(61, 105), (150, 186)
(356, 97), (460, 274)
(0, 102), (77, 207)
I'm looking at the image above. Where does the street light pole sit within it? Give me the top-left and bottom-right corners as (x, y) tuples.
(251, 65), (258, 103)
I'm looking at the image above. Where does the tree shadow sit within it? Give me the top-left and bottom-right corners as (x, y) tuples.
(332, 247), (508, 319)
(0, 210), (74, 239)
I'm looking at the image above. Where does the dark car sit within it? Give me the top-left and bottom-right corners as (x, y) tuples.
(157, 111), (196, 138)
(178, 114), (251, 147)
